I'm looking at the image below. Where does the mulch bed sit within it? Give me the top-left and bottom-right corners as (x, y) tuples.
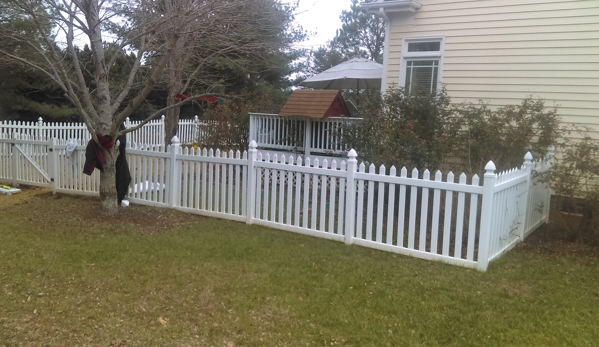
(516, 207), (599, 258)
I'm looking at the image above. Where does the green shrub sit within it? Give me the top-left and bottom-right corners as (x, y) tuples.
(540, 131), (599, 240)
(343, 86), (459, 171)
(346, 86), (562, 176)
(454, 97), (561, 175)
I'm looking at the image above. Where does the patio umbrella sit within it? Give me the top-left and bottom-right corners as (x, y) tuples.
(300, 57), (382, 90)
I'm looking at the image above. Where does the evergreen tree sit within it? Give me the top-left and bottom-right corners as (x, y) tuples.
(302, 0), (384, 77)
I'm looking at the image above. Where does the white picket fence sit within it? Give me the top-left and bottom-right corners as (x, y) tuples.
(0, 133), (553, 271)
(2, 114), (364, 155)
(0, 116), (210, 146)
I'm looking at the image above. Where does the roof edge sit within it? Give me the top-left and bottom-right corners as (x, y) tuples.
(360, 0), (422, 17)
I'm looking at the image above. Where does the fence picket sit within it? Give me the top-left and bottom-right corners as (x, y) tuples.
(338, 160), (347, 238)
(376, 165), (385, 243)
(311, 160), (319, 230)
(443, 172), (455, 257)
(386, 166), (396, 245)
(454, 173), (467, 258)
(356, 163), (366, 239)
(271, 154), (278, 222)
(182, 156), (189, 207)
(194, 159), (201, 208)
(278, 155), (285, 223)
(263, 156), (270, 220)
(366, 164), (376, 241)
(419, 170), (430, 251)
(286, 156), (294, 225)
(397, 167), (408, 248)
(215, 149), (222, 213)
(431, 171), (442, 254)
(320, 160), (328, 232)
(221, 152), (228, 213)
(328, 160), (337, 234)
(208, 149), (214, 212)
(201, 149), (208, 210)
(235, 151), (241, 215)
(408, 168), (419, 250)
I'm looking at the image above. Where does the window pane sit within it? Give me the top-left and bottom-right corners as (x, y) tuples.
(405, 60), (439, 95)
(407, 41), (441, 52)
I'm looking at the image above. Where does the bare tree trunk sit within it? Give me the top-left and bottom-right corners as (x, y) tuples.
(164, 92), (181, 145)
(99, 147), (119, 215)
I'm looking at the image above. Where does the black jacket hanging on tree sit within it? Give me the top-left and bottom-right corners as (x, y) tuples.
(83, 131), (131, 204)
(115, 133), (131, 204)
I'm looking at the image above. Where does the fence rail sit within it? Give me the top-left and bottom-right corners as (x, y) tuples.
(0, 134), (553, 271)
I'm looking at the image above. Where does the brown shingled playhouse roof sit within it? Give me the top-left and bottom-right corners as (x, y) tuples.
(278, 90), (350, 118)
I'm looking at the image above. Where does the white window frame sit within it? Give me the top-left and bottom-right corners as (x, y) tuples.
(399, 36), (445, 95)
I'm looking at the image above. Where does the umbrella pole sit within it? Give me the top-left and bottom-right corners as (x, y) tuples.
(357, 80), (360, 107)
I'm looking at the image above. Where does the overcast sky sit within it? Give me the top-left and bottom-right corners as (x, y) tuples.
(293, 0), (353, 50)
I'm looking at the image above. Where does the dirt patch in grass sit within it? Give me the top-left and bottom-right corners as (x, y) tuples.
(0, 185), (203, 234)
(516, 207), (599, 258)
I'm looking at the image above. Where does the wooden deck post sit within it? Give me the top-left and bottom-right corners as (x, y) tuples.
(304, 118), (312, 158)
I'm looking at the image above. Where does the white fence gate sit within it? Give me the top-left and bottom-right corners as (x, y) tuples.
(0, 135), (553, 271)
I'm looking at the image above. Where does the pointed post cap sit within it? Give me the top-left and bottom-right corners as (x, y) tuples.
(38, 117), (43, 122)
(348, 149), (357, 159)
(161, 115), (166, 120)
(171, 135), (180, 145)
(524, 151), (533, 162)
(249, 140), (257, 149)
(484, 160), (496, 173)
(194, 115), (199, 121)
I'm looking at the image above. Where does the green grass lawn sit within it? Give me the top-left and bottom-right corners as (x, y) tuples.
(1, 189), (598, 346)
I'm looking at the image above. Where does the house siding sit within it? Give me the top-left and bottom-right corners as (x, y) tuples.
(384, 0), (599, 136)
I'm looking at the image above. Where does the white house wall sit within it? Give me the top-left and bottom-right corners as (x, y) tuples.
(384, 0), (599, 136)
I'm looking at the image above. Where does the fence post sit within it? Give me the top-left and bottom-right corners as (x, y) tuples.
(246, 140), (258, 225)
(160, 115), (166, 146)
(477, 160), (496, 271)
(11, 133), (19, 186)
(48, 137), (59, 194)
(519, 152), (533, 239)
(248, 114), (256, 145)
(304, 118), (312, 157)
(193, 115), (199, 144)
(344, 149), (358, 245)
(545, 145), (555, 223)
(124, 117), (132, 146)
(169, 136), (181, 207)
(37, 117), (44, 140)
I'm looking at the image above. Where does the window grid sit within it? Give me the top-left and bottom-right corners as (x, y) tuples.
(405, 60), (439, 95)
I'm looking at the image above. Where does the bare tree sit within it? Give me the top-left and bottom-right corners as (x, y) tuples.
(0, 0), (285, 214)
(159, 0), (300, 145)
